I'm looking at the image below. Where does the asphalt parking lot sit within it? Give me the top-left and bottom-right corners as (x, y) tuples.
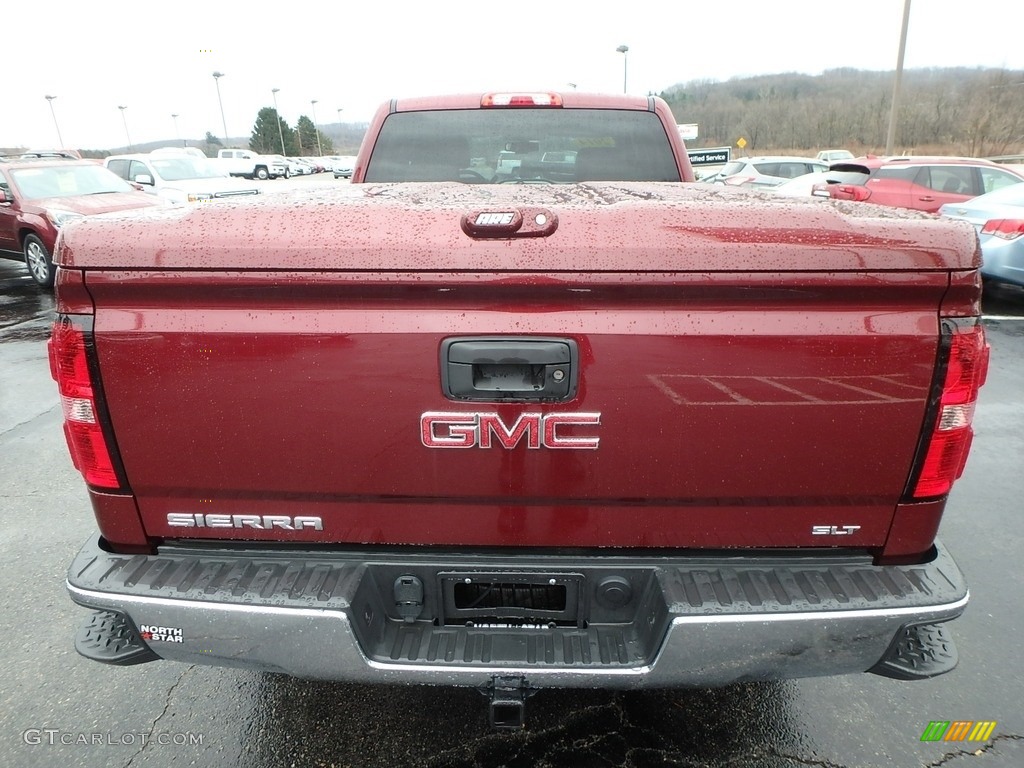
(1, 182), (1023, 766)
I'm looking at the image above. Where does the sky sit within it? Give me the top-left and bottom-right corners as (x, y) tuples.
(4, 0), (1023, 150)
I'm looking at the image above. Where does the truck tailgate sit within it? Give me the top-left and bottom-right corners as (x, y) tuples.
(62, 184), (978, 549)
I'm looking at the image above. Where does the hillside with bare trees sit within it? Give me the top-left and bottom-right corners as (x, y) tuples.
(661, 67), (1024, 157)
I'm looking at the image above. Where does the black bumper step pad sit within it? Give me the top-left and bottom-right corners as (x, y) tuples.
(75, 609), (159, 666)
(870, 621), (959, 680)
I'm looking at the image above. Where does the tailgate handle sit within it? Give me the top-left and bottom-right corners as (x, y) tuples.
(441, 337), (579, 402)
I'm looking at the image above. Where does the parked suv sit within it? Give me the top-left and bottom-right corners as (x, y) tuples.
(715, 156), (828, 190)
(0, 156), (160, 287)
(814, 156), (1024, 213)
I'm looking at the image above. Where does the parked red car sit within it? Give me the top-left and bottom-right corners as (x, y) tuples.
(0, 156), (160, 287)
(813, 155), (1024, 213)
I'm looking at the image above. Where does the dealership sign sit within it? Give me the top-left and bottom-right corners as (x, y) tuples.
(687, 147), (732, 166)
(677, 123), (699, 141)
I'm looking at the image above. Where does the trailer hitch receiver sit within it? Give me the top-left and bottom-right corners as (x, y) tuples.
(482, 675), (534, 730)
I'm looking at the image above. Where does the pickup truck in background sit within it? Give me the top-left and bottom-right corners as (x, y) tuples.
(104, 151), (261, 204)
(54, 91), (988, 730)
(212, 148), (287, 180)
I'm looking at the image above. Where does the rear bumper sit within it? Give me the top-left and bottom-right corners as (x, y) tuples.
(67, 536), (968, 688)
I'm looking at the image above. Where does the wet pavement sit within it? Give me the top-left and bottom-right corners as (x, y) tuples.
(1, 246), (1023, 767)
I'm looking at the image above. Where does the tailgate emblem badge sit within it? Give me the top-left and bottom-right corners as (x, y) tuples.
(811, 525), (862, 536)
(474, 212), (516, 226)
(421, 411), (600, 449)
(167, 513), (324, 530)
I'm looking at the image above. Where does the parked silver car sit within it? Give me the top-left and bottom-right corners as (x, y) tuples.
(329, 156), (356, 179)
(940, 182), (1024, 289)
(716, 156), (829, 190)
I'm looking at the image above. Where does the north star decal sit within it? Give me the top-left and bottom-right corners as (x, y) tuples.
(139, 624), (184, 642)
(167, 513), (324, 530)
(421, 411), (600, 449)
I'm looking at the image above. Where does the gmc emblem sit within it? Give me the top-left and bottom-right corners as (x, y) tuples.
(421, 411), (601, 450)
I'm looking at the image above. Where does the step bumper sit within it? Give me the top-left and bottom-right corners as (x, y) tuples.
(66, 536), (968, 688)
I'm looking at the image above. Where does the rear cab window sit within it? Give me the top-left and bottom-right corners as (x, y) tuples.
(363, 109), (681, 183)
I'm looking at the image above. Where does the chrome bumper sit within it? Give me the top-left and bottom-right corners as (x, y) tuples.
(67, 537), (968, 688)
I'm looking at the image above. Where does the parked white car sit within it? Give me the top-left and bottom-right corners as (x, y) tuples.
(328, 156), (356, 178)
(104, 153), (260, 204)
(289, 158), (317, 174)
(267, 155), (306, 178)
(815, 149), (855, 164)
(715, 156), (829, 190)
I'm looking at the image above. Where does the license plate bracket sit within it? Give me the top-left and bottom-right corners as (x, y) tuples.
(438, 572), (584, 627)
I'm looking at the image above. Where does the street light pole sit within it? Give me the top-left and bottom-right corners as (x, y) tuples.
(117, 105), (132, 151)
(171, 113), (181, 146)
(271, 88), (286, 155)
(311, 99), (323, 157)
(212, 71), (229, 146)
(616, 45), (629, 94)
(885, 0), (912, 156)
(44, 95), (64, 148)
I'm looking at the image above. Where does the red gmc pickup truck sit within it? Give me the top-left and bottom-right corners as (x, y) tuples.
(53, 92), (988, 729)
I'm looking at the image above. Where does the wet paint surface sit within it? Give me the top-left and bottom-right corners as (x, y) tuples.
(1, 199), (1023, 766)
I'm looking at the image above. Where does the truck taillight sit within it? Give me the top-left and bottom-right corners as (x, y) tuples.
(980, 218), (1024, 240)
(481, 92), (563, 108)
(907, 322), (989, 499)
(49, 315), (122, 489)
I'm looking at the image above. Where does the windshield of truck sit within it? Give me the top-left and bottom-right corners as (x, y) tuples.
(363, 109), (681, 184)
(11, 164), (134, 199)
(150, 156), (228, 181)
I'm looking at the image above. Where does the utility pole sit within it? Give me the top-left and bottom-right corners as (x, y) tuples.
(616, 45), (629, 94)
(311, 100), (323, 157)
(213, 71), (229, 146)
(885, 0), (912, 156)
(118, 105), (132, 151)
(45, 95), (65, 147)
(271, 88), (286, 155)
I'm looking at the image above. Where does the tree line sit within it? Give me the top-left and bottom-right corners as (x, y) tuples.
(660, 67), (1024, 157)
(51, 67), (1024, 159)
(244, 109), (335, 156)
